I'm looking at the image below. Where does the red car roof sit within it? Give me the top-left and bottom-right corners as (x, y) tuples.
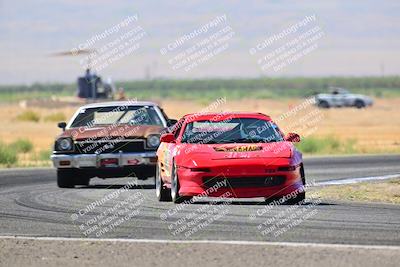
(183, 112), (272, 123)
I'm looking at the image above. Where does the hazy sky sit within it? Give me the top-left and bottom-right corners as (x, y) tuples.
(1, 0), (399, 84)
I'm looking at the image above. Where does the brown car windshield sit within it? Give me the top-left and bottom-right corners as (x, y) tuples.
(70, 106), (164, 128)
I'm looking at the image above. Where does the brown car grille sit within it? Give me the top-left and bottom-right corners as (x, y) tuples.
(74, 140), (149, 154)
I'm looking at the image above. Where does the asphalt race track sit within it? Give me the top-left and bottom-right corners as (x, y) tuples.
(0, 154), (399, 246)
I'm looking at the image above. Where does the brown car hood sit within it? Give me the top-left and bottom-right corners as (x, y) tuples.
(59, 125), (164, 140)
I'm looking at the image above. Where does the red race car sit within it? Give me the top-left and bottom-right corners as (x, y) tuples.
(156, 112), (305, 204)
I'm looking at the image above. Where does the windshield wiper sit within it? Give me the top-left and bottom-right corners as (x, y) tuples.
(222, 137), (278, 143)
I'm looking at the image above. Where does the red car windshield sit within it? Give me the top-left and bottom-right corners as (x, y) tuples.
(181, 118), (283, 144)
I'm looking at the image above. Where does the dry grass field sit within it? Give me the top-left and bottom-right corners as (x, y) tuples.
(311, 178), (400, 204)
(0, 97), (399, 166)
(162, 97), (400, 154)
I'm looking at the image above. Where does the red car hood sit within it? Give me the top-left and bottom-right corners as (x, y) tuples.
(59, 125), (164, 140)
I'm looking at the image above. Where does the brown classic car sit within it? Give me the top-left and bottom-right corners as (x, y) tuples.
(51, 101), (177, 188)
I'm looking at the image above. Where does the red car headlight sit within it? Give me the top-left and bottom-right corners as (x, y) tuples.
(190, 167), (211, 172)
(278, 165), (298, 171)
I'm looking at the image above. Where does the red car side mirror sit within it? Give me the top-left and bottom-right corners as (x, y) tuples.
(285, 132), (301, 142)
(160, 133), (175, 143)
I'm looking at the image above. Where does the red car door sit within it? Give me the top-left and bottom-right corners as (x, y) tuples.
(162, 118), (185, 183)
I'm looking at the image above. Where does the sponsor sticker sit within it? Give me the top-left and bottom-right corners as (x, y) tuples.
(214, 145), (262, 152)
(100, 158), (119, 167)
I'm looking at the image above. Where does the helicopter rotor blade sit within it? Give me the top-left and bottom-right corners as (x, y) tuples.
(48, 49), (97, 57)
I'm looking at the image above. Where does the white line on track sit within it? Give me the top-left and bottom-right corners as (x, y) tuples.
(313, 173), (400, 186)
(0, 236), (399, 250)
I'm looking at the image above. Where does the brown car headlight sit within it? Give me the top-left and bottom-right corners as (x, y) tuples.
(147, 135), (160, 148)
(56, 138), (73, 151)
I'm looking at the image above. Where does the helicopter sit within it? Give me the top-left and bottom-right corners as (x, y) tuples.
(50, 49), (116, 101)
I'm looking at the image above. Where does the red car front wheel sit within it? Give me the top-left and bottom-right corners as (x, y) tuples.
(171, 161), (192, 204)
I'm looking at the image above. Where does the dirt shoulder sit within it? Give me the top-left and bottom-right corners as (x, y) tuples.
(312, 178), (400, 204)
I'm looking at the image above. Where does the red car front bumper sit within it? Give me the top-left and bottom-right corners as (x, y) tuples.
(177, 158), (304, 198)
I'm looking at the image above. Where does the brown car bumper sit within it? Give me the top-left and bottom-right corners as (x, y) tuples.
(51, 152), (157, 169)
